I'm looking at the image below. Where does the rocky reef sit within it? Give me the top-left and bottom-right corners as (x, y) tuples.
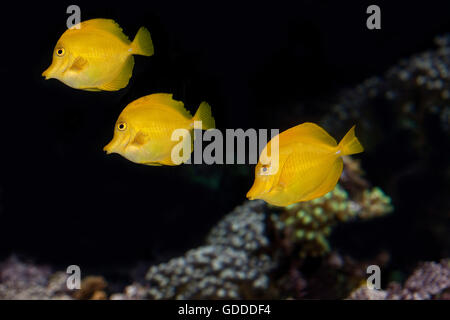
(348, 259), (450, 300)
(0, 256), (71, 300)
(112, 157), (393, 299)
(127, 201), (275, 300)
(321, 34), (450, 143)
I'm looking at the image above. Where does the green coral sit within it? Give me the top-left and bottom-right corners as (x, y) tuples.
(270, 184), (393, 258)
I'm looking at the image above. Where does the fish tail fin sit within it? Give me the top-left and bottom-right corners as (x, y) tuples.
(338, 125), (364, 156)
(192, 102), (215, 130)
(131, 27), (154, 56)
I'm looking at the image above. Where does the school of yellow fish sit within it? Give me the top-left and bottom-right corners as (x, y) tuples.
(43, 18), (364, 207)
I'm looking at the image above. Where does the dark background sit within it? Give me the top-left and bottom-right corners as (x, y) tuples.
(0, 0), (449, 280)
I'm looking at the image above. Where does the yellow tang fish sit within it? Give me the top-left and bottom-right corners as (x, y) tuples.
(42, 18), (154, 91)
(247, 123), (364, 207)
(104, 93), (215, 166)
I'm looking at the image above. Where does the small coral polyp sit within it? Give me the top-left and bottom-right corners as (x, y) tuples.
(270, 184), (393, 258)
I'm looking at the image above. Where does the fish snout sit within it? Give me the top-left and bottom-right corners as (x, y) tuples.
(103, 138), (121, 155)
(42, 67), (52, 80)
(246, 185), (259, 200)
(103, 142), (113, 155)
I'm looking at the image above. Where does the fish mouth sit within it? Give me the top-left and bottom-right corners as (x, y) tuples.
(42, 58), (70, 79)
(42, 68), (51, 80)
(103, 137), (127, 155)
(247, 177), (274, 200)
(246, 185), (260, 200)
(103, 143), (114, 155)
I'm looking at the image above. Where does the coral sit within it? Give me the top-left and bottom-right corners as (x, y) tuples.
(269, 184), (392, 258)
(0, 256), (112, 300)
(322, 34), (450, 140)
(73, 276), (108, 300)
(0, 256), (72, 300)
(339, 156), (369, 197)
(132, 200), (277, 299)
(110, 282), (149, 300)
(300, 251), (391, 299)
(348, 259), (450, 300)
(321, 35), (450, 264)
(111, 158), (393, 300)
(347, 286), (388, 300)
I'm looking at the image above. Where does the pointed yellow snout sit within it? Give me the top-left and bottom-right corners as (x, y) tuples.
(103, 136), (124, 155)
(103, 141), (114, 155)
(246, 181), (265, 200)
(42, 68), (50, 79)
(42, 65), (54, 80)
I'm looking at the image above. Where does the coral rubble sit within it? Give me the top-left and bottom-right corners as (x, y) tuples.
(0, 256), (72, 300)
(349, 259), (450, 300)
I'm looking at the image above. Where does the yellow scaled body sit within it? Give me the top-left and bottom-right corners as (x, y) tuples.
(247, 123), (364, 206)
(42, 18), (154, 91)
(104, 93), (215, 166)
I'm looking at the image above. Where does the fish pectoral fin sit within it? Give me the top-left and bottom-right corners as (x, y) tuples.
(131, 130), (149, 146)
(98, 56), (134, 91)
(69, 56), (88, 72)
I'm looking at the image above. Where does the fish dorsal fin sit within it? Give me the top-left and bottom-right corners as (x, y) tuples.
(97, 56), (134, 91)
(280, 122), (338, 148)
(74, 19), (131, 44)
(134, 93), (192, 118)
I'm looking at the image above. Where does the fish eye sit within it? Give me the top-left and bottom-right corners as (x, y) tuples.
(56, 48), (65, 57)
(117, 122), (127, 131)
(260, 165), (270, 175)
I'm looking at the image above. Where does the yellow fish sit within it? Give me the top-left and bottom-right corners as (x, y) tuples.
(42, 18), (154, 91)
(104, 93), (215, 166)
(247, 123), (364, 206)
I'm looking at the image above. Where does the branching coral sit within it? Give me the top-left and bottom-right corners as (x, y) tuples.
(322, 34), (450, 141)
(136, 201), (277, 299)
(73, 276), (108, 300)
(297, 251), (391, 299)
(269, 183), (392, 258)
(113, 152), (394, 300)
(348, 259), (450, 300)
(0, 256), (72, 300)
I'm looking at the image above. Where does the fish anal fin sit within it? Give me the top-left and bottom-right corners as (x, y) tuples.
(144, 162), (163, 166)
(98, 56), (134, 91)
